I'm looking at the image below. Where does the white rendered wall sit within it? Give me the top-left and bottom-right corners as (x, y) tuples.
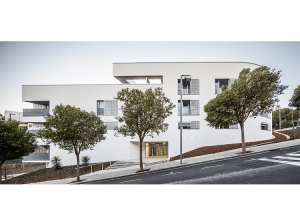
(22, 62), (272, 166)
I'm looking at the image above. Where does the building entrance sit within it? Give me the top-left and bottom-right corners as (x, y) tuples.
(145, 142), (168, 158)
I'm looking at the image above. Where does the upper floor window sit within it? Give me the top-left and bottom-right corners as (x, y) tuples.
(97, 100), (118, 116)
(34, 145), (49, 153)
(178, 100), (199, 116)
(260, 112), (269, 118)
(215, 79), (236, 94)
(178, 79), (199, 95)
(215, 124), (238, 129)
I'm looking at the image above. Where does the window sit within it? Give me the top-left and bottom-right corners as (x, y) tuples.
(178, 121), (200, 129)
(178, 79), (199, 95)
(215, 79), (236, 94)
(104, 122), (118, 130)
(34, 145), (49, 153)
(215, 124), (238, 129)
(178, 100), (199, 116)
(261, 122), (270, 131)
(261, 112), (269, 118)
(97, 100), (118, 116)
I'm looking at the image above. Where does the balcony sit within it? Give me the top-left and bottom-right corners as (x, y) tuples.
(23, 108), (49, 117)
(23, 153), (50, 161)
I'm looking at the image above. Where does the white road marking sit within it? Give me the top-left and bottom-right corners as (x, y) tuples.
(120, 179), (142, 183)
(258, 158), (300, 167)
(286, 153), (300, 157)
(273, 156), (300, 161)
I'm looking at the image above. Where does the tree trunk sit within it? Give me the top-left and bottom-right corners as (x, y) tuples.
(76, 154), (80, 182)
(0, 164), (2, 184)
(4, 163), (7, 180)
(240, 122), (246, 153)
(139, 139), (143, 171)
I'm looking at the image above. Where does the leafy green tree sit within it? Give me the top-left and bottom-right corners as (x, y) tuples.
(289, 85), (300, 109)
(204, 66), (288, 153)
(280, 119), (293, 129)
(115, 87), (175, 171)
(272, 108), (292, 129)
(0, 119), (38, 184)
(38, 104), (107, 182)
(287, 109), (300, 127)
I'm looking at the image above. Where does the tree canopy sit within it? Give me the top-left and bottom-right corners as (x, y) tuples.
(0, 119), (38, 183)
(115, 87), (175, 171)
(289, 85), (300, 109)
(204, 66), (288, 153)
(38, 104), (107, 181)
(272, 108), (291, 129)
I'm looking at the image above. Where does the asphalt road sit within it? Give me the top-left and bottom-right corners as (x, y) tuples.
(84, 146), (300, 184)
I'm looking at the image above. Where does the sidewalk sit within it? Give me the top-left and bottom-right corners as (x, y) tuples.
(29, 136), (300, 184)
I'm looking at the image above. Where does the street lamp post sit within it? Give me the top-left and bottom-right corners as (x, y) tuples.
(279, 104), (281, 130)
(180, 75), (191, 164)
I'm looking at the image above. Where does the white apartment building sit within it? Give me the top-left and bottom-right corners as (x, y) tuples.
(22, 62), (272, 167)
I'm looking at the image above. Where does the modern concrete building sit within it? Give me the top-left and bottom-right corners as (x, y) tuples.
(22, 62), (272, 167)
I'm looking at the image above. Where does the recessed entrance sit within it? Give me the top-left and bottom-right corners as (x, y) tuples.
(145, 142), (168, 158)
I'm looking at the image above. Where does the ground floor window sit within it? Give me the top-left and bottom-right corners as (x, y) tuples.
(178, 121), (200, 129)
(261, 122), (270, 131)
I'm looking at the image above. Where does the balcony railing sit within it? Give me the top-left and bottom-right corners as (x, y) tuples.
(23, 108), (49, 117)
(28, 130), (39, 135)
(23, 153), (50, 161)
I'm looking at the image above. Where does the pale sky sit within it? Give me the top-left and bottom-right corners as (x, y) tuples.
(0, 41), (299, 115)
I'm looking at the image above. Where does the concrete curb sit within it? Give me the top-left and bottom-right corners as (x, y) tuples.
(76, 143), (300, 184)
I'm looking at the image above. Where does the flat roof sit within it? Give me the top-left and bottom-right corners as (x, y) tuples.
(113, 61), (261, 66)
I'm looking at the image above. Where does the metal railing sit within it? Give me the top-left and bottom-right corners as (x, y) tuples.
(23, 108), (49, 116)
(23, 153), (50, 161)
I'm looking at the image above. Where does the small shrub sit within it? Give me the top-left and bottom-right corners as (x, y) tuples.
(51, 156), (62, 170)
(81, 156), (90, 167)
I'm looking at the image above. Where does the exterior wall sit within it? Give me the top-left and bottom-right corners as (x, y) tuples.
(22, 62), (272, 167)
(4, 110), (23, 121)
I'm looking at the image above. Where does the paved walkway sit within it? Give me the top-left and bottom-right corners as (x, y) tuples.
(29, 135), (300, 184)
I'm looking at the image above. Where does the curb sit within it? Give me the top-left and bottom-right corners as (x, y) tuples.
(75, 143), (300, 184)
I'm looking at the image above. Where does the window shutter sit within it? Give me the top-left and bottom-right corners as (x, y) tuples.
(104, 122), (118, 130)
(190, 79), (199, 95)
(190, 100), (199, 115)
(191, 121), (200, 129)
(178, 102), (182, 116)
(104, 100), (118, 116)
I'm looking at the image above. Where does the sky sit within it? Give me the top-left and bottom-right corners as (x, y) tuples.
(0, 41), (299, 115)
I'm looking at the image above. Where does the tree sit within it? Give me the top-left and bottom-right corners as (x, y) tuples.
(280, 119), (293, 129)
(272, 108), (291, 129)
(289, 85), (300, 109)
(204, 66), (288, 153)
(115, 87), (175, 171)
(0, 119), (38, 184)
(287, 109), (300, 127)
(38, 104), (107, 182)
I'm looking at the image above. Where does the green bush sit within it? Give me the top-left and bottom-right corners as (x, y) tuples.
(51, 156), (62, 170)
(81, 156), (90, 167)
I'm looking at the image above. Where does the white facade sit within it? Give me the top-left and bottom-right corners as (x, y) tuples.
(4, 110), (23, 121)
(22, 62), (272, 167)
